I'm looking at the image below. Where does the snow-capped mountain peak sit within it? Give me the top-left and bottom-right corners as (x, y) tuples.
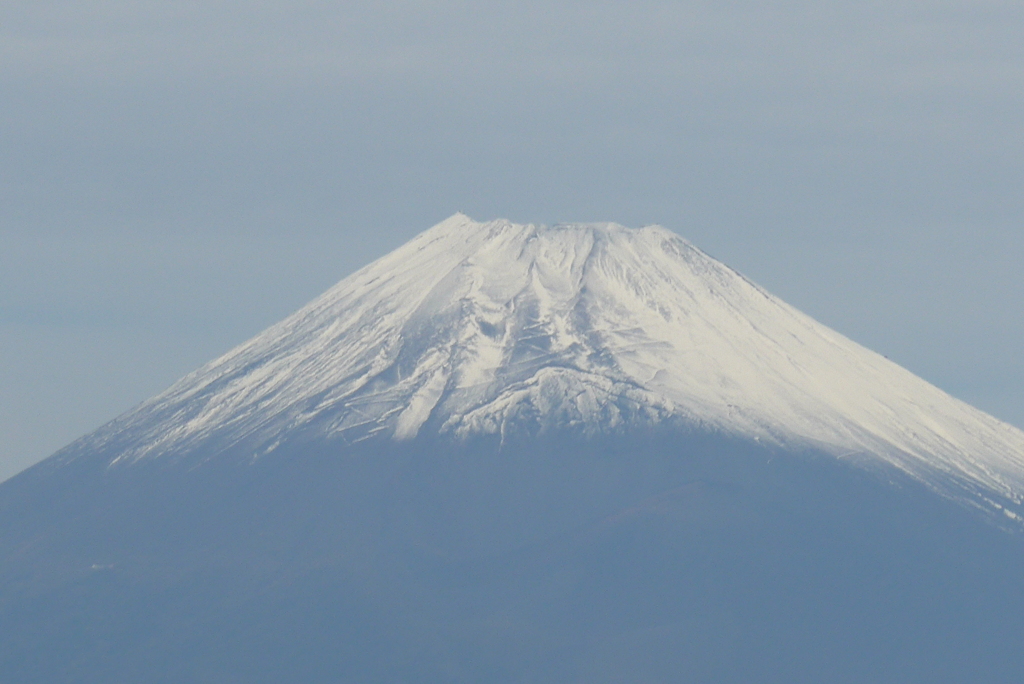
(68, 214), (1024, 516)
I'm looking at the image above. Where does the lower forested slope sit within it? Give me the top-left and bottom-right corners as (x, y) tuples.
(2, 430), (1023, 683)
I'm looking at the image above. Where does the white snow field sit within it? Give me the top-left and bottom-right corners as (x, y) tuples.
(71, 214), (1024, 515)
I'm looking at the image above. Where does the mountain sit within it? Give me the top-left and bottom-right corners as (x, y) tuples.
(2, 215), (1024, 683)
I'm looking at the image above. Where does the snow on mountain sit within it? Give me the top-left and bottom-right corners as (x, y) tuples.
(64, 214), (1024, 516)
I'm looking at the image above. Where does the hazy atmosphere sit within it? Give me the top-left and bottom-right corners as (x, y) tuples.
(2, 1), (1023, 483)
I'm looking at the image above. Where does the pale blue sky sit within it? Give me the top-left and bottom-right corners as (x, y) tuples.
(2, 1), (1023, 481)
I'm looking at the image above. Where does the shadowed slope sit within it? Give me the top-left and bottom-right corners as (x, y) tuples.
(2, 431), (1024, 683)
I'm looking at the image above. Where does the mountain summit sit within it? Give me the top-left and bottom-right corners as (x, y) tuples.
(62, 214), (1024, 517)
(5, 215), (1024, 684)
